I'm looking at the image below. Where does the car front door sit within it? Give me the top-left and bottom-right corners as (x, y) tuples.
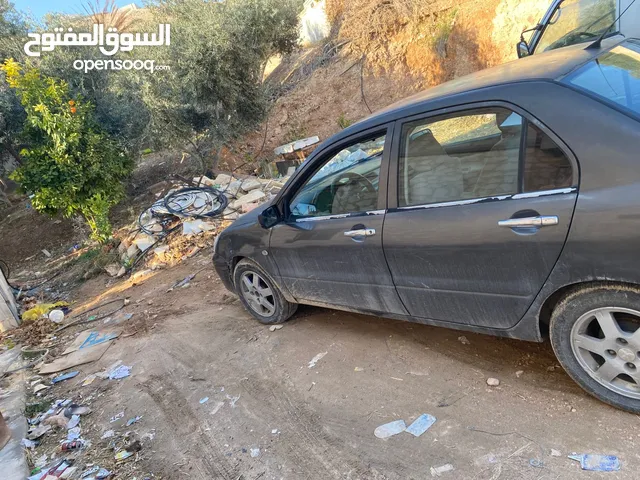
(269, 125), (407, 315)
(383, 104), (578, 329)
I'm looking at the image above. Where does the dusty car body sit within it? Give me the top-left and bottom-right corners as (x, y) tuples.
(214, 37), (640, 412)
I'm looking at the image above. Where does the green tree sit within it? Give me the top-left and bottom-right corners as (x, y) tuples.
(0, 0), (28, 166)
(1, 59), (133, 242)
(143, 0), (302, 168)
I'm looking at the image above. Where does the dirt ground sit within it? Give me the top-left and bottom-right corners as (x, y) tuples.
(33, 251), (638, 480)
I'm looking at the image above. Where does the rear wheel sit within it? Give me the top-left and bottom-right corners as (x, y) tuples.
(550, 285), (640, 413)
(233, 259), (297, 325)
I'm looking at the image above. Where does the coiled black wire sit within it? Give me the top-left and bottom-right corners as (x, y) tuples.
(137, 186), (228, 236)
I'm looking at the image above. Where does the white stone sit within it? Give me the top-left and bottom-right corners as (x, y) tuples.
(126, 243), (139, 259)
(104, 264), (121, 277)
(213, 173), (233, 186)
(486, 377), (500, 387)
(241, 177), (262, 192)
(193, 175), (215, 186)
(230, 190), (266, 210)
(133, 233), (156, 251)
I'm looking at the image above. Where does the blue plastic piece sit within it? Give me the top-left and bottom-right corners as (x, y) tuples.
(52, 371), (79, 383)
(568, 454), (621, 471)
(405, 413), (436, 437)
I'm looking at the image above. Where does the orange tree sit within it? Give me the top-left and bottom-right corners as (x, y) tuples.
(0, 59), (132, 242)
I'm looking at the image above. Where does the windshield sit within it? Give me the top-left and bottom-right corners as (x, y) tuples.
(562, 40), (640, 116)
(535, 0), (616, 53)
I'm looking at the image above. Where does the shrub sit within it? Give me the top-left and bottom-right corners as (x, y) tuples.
(1, 59), (133, 242)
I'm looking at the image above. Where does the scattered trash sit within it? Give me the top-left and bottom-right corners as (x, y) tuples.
(308, 351), (327, 368)
(458, 336), (470, 345)
(109, 365), (131, 380)
(199, 397), (209, 404)
(27, 425), (51, 440)
(515, 370), (524, 378)
(33, 384), (50, 394)
(60, 466), (78, 479)
(42, 249), (52, 258)
(168, 274), (196, 291)
(48, 309), (65, 323)
(210, 401), (224, 415)
(569, 454), (621, 471)
(81, 466), (100, 478)
(406, 414), (437, 437)
(115, 450), (135, 462)
(126, 415), (143, 426)
(60, 440), (84, 451)
(486, 378), (500, 387)
(23, 302), (69, 322)
(52, 371), (79, 384)
(529, 459), (544, 468)
(96, 468), (111, 479)
(67, 426), (81, 441)
(110, 411), (125, 423)
(269, 324), (283, 332)
(374, 420), (406, 439)
(64, 404), (91, 417)
(430, 464), (454, 477)
(250, 447), (261, 458)
(21, 438), (37, 449)
(271, 429), (279, 434)
(81, 375), (97, 387)
(67, 414), (80, 429)
(40, 341), (112, 374)
(226, 394), (240, 408)
(354, 367), (364, 372)
(101, 430), (115, 440)
(551, 449), (562, 457)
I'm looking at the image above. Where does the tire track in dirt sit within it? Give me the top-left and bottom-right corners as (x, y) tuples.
(240, 375), (394, 480)
(141, 374), (241, 480)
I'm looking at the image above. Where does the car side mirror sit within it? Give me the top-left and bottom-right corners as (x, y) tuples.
(517, 40), (530, 58)
(258, 205), (282, 229)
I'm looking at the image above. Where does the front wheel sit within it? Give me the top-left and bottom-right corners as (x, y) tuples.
(233, 259), (297, 325)
(550, 285), (640, 413)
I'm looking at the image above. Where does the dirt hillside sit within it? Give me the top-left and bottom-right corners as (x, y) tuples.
(231, 0), (549, 165)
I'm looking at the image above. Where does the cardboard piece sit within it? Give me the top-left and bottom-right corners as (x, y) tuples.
(39, 342), (112, 374)
(62, 329), (121, 355)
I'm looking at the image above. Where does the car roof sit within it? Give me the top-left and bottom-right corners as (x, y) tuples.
(334, 36), (625, 140)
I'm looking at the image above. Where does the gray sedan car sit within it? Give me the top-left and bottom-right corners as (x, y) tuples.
(214, 37), (640, 412)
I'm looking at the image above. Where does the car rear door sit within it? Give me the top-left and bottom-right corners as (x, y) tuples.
(269, 124), (407, 315)
(383, 103), (579, 329)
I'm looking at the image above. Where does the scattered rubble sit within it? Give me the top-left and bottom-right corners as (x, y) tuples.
(486, 378), (500, 387)
(430, 464), (454, 477)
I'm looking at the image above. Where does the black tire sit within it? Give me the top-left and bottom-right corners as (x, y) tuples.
(233, 258), (297, 325)
(550, 284), (640, 413)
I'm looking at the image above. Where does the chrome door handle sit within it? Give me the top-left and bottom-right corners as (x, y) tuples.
(344, 228), (376, 237)
(498, 215), (559, 228)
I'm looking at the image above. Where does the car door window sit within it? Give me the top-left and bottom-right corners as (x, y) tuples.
(289, 134), (385, 219)
(524, 123), (573, 191)
(399, 108), (522, 207)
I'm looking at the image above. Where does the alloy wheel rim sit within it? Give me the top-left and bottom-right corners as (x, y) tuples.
(239, 271), (276, 317)
(571, 307), (640, 399)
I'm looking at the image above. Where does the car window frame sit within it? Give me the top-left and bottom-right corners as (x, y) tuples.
(279, 123), (395, 223)
(558, 40), (640, 123)
(387, 100), (580, 210)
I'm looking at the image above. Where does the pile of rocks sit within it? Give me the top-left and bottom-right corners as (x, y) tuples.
(194, 173), (287, 221)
